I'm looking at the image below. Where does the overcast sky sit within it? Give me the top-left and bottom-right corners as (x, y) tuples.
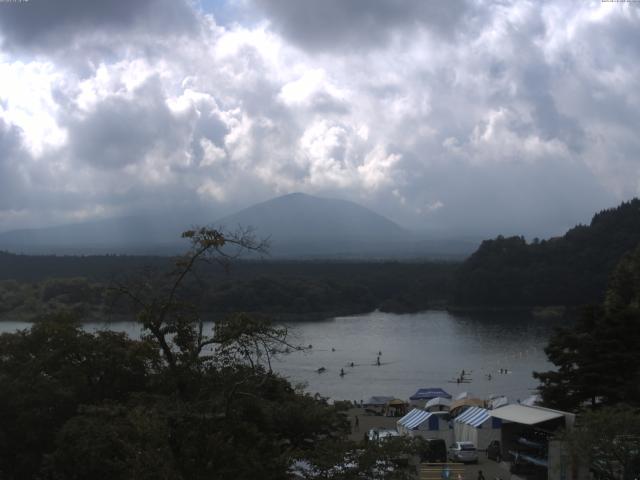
(0, 0), (638, 237)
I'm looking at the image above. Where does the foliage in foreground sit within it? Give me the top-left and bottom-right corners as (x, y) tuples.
(0, 228), (420, 479)
(560, 406), (640, 480)
(534, 243), (640, 411)
(0, 316), (350, 479)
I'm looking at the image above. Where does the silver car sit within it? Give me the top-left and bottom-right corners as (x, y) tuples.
(448, 441), (479, 463)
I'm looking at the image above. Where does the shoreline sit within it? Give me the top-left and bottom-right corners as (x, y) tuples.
(0, 302), (585, 323)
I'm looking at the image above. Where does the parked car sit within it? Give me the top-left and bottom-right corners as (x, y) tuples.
(419, 438), (447, 463)
(487, 440), (502, 462)
(367, 428), (400, 443)
(448, 442), (479, 463)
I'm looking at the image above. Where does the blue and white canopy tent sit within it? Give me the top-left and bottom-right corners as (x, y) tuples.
(453, 406), (502, 450)
(397, 408), (452, 443)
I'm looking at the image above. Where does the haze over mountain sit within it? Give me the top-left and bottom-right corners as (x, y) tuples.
(0, 193), (478, 258)
(0, 215), (192, 255)
(215, 193), (406, 257)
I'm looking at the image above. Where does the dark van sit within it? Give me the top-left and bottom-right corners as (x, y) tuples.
(487, 440), (502, 462)
(420, 438), (447, 463)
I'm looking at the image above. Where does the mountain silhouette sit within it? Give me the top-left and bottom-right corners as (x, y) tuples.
(0, 193), (476, 258)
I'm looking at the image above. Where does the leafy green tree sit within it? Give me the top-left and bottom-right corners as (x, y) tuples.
(0, 227), (421, 479)
(294, 435), (421, 480)
(560, 405), (640, 480)
(0, 315), (158, 479)
(45, 404), (179, 480)
(534, 245), (640, 410)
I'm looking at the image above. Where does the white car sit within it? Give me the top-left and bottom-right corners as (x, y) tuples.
(448, 441), (479, 463)
(367, 428), (400, 443)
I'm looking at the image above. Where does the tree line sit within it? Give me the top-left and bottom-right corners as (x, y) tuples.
(0, 261), (456, 321)
(453, 199), (640, 307)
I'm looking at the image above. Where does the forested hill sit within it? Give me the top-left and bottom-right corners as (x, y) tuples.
(453, 198), (640, 307)
(0, 251), (168, 281)
(0, 253), (456, 320)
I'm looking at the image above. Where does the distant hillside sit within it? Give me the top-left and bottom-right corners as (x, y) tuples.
(0, 253), (457, 320)
(216, 192), (479, 258)
(0, 194), (477, 258)
(453, 198), (640, 307)
(216, 192), (407, 257)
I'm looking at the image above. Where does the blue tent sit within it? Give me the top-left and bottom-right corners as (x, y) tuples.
(409, 388), (452, 401)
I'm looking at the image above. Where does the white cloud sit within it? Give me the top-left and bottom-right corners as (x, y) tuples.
(0, 0), (636, 237)
(358, 145), (402, 190)
(0, 60), (67, 156)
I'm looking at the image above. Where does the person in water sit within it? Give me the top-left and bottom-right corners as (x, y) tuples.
(340, 368), (345, 376)
(376, 357), (381, 366)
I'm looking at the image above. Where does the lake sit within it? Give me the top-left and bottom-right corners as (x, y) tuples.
(0, 310), (562, 402)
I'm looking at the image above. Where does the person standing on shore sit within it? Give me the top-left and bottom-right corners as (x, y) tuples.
(354, 415), (359, 431)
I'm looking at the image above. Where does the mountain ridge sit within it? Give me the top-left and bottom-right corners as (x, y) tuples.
(0, 193), (478, 258)
(214, 192), (411, 255)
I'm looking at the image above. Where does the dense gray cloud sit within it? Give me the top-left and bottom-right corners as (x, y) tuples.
(0, 0), (197, 51)
(251, 0), (475, 51)
(68, 78), (185, 170)
(0, 0), (638, 240)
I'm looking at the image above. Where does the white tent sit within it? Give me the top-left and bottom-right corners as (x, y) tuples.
(397, 409), (452, 443)
(453, 406), (501, 450)
(487, 395), (509, 410)
(520, 394), (541, 407)
(425, 397), (451, 412)
(490, 404), (574, 429)
(456, 391), (472, 400)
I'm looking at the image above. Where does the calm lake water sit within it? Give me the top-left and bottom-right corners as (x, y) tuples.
(0, 310), (562, 402)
